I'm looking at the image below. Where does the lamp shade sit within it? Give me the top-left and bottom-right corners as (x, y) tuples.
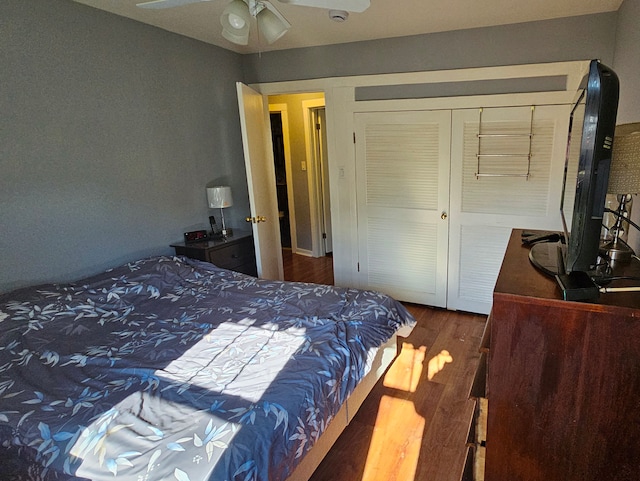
(608, 122), (640, 194)
(220, 0), (251, 45)
(207, 186), (234, 209)
(257, 5), (290, 44)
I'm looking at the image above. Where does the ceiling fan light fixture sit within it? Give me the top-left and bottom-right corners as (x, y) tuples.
(257, 3), (291, 44)
(220, 0), (251, 45)
(228, 13), (247, 29)
(222, 27), (250, 45)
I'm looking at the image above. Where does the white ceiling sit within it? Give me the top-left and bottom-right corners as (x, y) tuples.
(74, 0), (623, 55)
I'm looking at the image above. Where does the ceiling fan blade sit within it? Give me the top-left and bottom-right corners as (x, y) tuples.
(136, 0), (212, 9)
(276, 0), (370, 13)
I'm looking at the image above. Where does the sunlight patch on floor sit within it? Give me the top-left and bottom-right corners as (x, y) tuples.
(383, 342), (426, 393)
(362, 395), (425, 481)
(427, 350), (453, 381)
(355, 342), (430, 480)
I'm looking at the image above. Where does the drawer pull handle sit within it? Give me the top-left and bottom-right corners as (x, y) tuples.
(231, 254), (239, 258)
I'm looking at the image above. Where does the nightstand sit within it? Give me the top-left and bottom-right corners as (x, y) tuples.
(171, 230), (257, 277)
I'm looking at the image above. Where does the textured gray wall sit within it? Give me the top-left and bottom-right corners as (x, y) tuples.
(242, 13), (618, 84)
(614, 0), (640, 124)
(613, 0), (640, 251)
(2, 0), (636, 294)
(241, 9), (622, 259)
(1, 0), (247, 293)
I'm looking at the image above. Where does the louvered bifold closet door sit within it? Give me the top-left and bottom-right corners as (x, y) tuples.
(448, 105), (570, 314)
(355, 111), (451, 306)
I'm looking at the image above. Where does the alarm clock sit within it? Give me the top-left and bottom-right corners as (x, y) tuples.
(184, 230), (209, 243)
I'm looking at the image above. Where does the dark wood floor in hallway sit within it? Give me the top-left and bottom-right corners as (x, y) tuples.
(282, 250), (487, 481)
(282, 249), (335, 285)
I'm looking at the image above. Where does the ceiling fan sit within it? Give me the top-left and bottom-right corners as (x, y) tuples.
(136, 0), (370, 46)
(136, 0), (370, 13)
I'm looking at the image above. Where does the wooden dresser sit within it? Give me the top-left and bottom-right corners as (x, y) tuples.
(484, 229), (640, 481)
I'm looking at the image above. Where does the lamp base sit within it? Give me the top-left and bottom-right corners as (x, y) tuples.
(600, 238), (634, 264)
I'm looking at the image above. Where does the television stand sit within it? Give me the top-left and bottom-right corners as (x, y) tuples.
(528, 240), (565, 276)
(485, 229), (640, 481)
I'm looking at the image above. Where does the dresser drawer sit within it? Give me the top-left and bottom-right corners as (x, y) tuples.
(207, 238), (255, 270)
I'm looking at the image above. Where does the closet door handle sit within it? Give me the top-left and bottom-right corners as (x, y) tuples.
(441, 212), (448, 220)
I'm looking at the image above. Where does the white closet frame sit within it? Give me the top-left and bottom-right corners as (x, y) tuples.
(253, 61), (590, 312)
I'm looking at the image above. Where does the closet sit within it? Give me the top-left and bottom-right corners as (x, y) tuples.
(253, 61), (589, 315)
(355, 110), (451, 307)
(354, 103), (570, 314)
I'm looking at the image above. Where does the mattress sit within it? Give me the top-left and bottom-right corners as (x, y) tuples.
(0, 256), (415, 481)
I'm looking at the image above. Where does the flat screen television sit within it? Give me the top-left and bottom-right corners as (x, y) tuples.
(530, 59), (619, 279)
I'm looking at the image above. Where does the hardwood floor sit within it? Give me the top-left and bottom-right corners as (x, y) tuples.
(283, 251), (487, 481)
(282, 249), (335, 285)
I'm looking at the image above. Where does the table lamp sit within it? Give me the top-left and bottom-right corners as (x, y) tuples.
(207, 186), (234, 237)
(602, 122), (640, 263)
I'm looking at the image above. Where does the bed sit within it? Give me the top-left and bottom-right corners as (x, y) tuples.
(0, 255), (415, 481)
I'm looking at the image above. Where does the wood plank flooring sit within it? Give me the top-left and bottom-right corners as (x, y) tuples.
(283, 251), (487, 481)
(282, 249), (335, 286)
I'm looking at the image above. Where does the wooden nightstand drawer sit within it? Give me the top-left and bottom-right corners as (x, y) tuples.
(171, 230), (257, 277)
(207, 239), (254, 270)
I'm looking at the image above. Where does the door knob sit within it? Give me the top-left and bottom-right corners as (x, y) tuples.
(441, 212), (448, 220)
(246, 216), (267, 224)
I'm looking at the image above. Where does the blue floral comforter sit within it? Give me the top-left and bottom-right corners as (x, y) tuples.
(0, 256), (414, 481)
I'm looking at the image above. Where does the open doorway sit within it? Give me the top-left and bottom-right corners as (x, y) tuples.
(269, 111), (292, 249)
(268, 93), (332, 262)
(307, 105), (333, 256)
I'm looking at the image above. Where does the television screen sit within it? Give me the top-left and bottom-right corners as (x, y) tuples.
(529, 60), (619, 280)
(560, 59), (619, 273)
(560, 91), (585, 239)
